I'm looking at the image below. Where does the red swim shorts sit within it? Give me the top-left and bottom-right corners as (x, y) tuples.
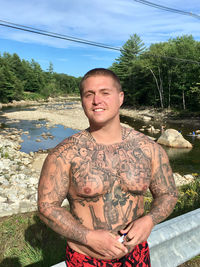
(66, 241), (151, 266)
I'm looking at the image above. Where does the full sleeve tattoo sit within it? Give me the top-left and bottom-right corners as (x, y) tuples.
(38, 149), (90, 245)
(148, 143), (178, 225)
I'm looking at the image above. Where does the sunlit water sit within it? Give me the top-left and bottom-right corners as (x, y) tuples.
(120, 115), (200, 175)
(1, 104), (200, 175)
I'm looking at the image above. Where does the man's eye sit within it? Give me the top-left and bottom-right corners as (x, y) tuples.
(85, 93), (92, 97)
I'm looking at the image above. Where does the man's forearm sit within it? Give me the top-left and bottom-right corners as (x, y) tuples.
(38, 206), (90, 244)
(148, 195), (178, 225)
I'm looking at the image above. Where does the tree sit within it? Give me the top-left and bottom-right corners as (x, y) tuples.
(138, 35), (200, 109)
(0, 64), (23, 103)
(111, 34), (146, 105)
(26, 59), (45, 93)
(167, 35), (200, 110)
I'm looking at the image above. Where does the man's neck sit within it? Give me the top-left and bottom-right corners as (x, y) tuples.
(89, 124), (123, 145)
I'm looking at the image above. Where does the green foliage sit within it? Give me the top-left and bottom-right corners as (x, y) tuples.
(23, 91), (44, 101)
(0, 147), (10, 159)
(144, 177), (200, 220)
(0, 212), (66, 266)
(111, 34), (200, 111)
(169, 177), (200, 219)
(1, 34), (200, 111)
(110, 34), (146, 105)
(0, 64), (24, 103)
(0, 52), (80, 103)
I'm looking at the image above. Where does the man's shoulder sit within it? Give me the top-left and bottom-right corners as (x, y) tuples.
(124, 126), (155, 144)
(48, 130), (89, 156)
(123, 126), (161, 155)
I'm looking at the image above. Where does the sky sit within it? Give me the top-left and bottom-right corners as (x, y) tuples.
(0, 0), (199, 77)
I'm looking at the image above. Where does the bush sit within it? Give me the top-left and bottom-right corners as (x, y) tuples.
(23, 92), (44, 101)
(144, 176), (200, 220)
(169, 177), (200, 219)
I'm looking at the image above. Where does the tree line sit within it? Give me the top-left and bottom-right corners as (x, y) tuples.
(111, 34), (200, 111)
(0, 53), (81, 103)
(1, 34), (200, 112)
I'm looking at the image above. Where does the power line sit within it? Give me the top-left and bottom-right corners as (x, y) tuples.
(0, 19), (200, 65)
(144, 52), (200, 65)
(0, 19), (121, 51)
(133, 0), (200, 20)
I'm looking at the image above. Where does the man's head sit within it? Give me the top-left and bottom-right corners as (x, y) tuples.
(80, 68), (124, 128)
(79, 68), (122, 96)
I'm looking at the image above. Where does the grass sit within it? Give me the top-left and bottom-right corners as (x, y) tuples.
(0, 212), (66, 267)
(179, 256), (200, 267)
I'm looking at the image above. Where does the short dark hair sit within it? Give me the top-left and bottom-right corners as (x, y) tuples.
(79, 68), (122, 95)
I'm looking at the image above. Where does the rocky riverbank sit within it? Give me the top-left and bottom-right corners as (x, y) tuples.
(0, 131), (40, 217)
(0, 99), (197, 218)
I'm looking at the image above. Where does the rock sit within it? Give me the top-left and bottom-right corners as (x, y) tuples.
(61, 198), (69, 207)
(0, 133), (42, 218)
(157, 129), (192, 148)
(0, 196), (7, 203)
(29, 151), (34, 157)
(143, 115), (152, 122)
(147, 125), (160, 134)
(173, 173), (195, 186)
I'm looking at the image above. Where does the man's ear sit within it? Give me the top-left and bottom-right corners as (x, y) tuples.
(119, 91), (124, 107)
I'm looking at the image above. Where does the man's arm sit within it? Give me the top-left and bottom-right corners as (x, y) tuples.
(38, 151), (90, 243)
(121, 143), (178, 249)
(148, 143), (178, 225)
(38, 150), (128, 258)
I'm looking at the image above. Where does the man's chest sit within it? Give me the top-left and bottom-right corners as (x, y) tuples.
(69, 145), (152, 197)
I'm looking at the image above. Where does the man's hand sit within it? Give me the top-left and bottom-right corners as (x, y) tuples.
(87, 229), (128, 258)
(120, 215), (154, 250)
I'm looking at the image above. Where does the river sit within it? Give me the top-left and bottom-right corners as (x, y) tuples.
(1, 104), (200, 175)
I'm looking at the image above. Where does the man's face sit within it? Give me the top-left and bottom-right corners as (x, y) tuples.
(80, 148), (87, 157)
(81, 75), (124, 127)
(97, 151), (104, 160)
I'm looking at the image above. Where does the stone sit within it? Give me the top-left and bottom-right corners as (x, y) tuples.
(0, 196), (7, 203)
(143, 115), (151, 122)
(173, 173), (194, 186)
(157, 129), (193, 148)
(0, 133), (41, 218)
(147, 126), (160, 134)
(61, 198), (69, 207)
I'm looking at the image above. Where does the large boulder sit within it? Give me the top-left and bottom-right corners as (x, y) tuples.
(157, 129), (192, 148)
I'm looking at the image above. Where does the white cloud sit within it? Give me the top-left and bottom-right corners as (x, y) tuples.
(0, 0), (199, 48)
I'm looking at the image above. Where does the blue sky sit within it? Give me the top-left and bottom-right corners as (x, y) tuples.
(0, 0), (199, 77)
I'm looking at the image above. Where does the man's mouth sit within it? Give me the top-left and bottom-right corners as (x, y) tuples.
(93, 108), (104, 112)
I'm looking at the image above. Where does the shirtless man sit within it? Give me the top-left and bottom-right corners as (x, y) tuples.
(38, 68), (178, 266)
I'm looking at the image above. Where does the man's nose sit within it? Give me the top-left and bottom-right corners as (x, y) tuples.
(92, 94), (102, 105)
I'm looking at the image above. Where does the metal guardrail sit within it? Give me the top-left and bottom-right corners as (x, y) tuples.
(148, 208), (200, 267)
(51, 209), (200, 267)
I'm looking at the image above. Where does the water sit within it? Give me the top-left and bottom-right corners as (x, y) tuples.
(0, 118), (79, 153)
(0, 104), (79, 153)
(20, 121), (79, 153)
(120, 115), (200, 175)
(1, 105), (200, 175)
